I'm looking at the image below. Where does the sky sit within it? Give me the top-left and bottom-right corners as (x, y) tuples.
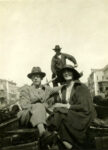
(0, 0), (108, 86)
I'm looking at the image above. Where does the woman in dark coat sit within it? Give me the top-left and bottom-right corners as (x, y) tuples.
(47, 65), (96, 149)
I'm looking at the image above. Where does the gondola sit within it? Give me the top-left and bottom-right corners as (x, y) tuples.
(0, 100), (108, 150)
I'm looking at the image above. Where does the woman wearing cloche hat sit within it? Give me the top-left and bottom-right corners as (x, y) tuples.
(47, 64), (96, 149)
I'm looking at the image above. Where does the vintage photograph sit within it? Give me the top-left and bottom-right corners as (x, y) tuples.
(0, 0), (108, 150)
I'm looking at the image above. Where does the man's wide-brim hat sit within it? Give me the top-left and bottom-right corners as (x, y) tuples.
(60, 65), (81, 80)
(27, 67), (46, 79)
(53, 45), (62, 51)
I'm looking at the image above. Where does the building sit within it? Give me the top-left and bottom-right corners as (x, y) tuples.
(0, 79), (19, 106)
(88, 66), (108, 97)
(103, 64), (108, 80)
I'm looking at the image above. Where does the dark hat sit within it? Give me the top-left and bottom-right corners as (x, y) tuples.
(53, 45), (62, 51)
(60, 65), (81, 80)
(27, 67), (46, 79)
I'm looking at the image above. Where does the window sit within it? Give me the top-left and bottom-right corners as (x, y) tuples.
(99, 87), (103, 92)
(97, 76), (98, 80)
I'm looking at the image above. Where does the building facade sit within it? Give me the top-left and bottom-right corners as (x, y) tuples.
(0, 79), (19, 106)
(88, 65), (108, 97)
(103, 64), (108, 80)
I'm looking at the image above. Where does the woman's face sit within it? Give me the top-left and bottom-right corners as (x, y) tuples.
(63, 69), (73, 81)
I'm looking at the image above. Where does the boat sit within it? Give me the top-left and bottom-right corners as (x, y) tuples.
(0, 100), (108, 150)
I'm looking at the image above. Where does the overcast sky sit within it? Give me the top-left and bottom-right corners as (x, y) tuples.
(0, 0), (108, 86)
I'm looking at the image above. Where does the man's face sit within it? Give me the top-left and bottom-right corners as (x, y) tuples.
(31, 74), (42, 87)
(55, 49), (61, 55)
(63, 69), (73, 81)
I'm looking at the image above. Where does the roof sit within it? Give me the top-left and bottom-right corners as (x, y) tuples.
(103, 64), (108, 71)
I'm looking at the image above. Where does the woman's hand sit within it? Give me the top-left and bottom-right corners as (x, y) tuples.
(53, 103), (64, 108)
(53, 103), (70, 109)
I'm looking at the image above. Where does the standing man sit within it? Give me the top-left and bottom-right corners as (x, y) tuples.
(51, 45), (78, 86)
(17, 66), (62, 138)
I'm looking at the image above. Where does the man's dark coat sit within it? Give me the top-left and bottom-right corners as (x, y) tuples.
(51, 53), (77, 74)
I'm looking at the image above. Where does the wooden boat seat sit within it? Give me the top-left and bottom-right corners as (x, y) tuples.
(86, 125), (108, 150)
(0, 118), (39, 148)
(0, 118), (19, 132)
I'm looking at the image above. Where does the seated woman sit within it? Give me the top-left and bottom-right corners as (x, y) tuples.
(47, 65), (96, 149)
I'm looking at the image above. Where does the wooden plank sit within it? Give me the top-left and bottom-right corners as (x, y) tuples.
(0, 118), (19, 132)
(1, 141), (38, 150)
(86, 125), (108, 149)
(0, 129), (39, 147)
(0, 134), (37, 147)
(90, 126), (108, 131)
(87, 126), (108, 138)
(95, 136), (108, 150)
(1, 128), (39, 138)
(6, 128), (37, 134)
(0, 118), (18, 128)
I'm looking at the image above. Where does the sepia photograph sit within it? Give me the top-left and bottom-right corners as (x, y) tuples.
(0, 0), (108, 150)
